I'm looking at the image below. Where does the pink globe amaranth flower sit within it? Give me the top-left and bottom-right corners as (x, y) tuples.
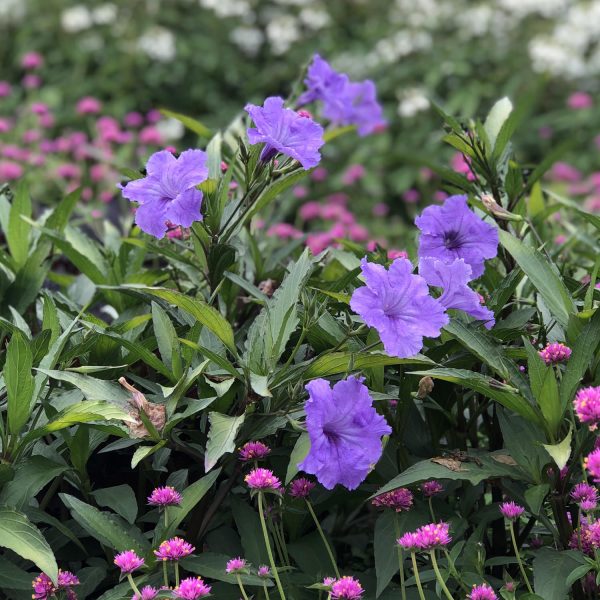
(567, 92), (593, 110)
(154, 537), (195, 561)
(467, 583), (497, 600)
(433, 190), (448, 202)
(174, 576), (212, 599)
(539, 342), (571, 365)
(421, 481), (443, 497)
(288, 477), (316, 498)
(23, 74), (41, 89)
(397, 532), (422, 551)
(413, 522), (452, 550)
(554, 234), (567, 245)
(348, 224), (369, 242)
(342, 164), (365, 185)
(371, 488), (413, 512)
(21, 51), (43, 69)
(266, 223), (303, 240)
(311, 167), (328, 182)
(257, 565), (271, 577)
(500, 501), (525, 521)
(32, 573), (55, 599)
(124, 111), (144, 128)
(226, 557), (248, 573)
(306, 232), (333, 254)
(387, 249), (408, 260)
(56, 163), (81, 179)
(133, 585), (159, 600)
(323, 577), (336, 587)
(23, 128), (40, 143)
(77, 96), (102, 114)
(0, 81), (12, 97)
(0, 118), (11, 133)
(244, 467), (282, 491)
(451, 152), (475, 181)
(331, 576), (364, 599)
(539, 125), (553, 140)
(148, 485), (182, 507)
(146, 109), (162, 123)
(38, 113), (55, 128)
(31, 102), (49, 115)
(550, 162), (581, 183)
(571, 483), (598, 511)
(293, 185), (309, 199)
(403, 188), (420, 203)
(0, 161), (24, 180)
(574, 387), (600, 429)
(585, 449), (600, 483)
(57, 570), (80, 588)
(372, 202), (389, 217)
(239, 440), (271, 462)
(299, 201), (322, 221)
(139, 126), (163, 145)
(114, 550), (145, 573)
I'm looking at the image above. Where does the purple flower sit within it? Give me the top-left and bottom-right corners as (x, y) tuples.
(226, 557), (248, 574)
(350, 258), (448, 358)
(397, 532), (421, 551)
(539, 342), (571, 365)
(331, 576), (364, 599)
(57, 571), (80, 588)
(499, 501), (525, 521)
(400, 522), (452, 551)
(120, 149), (208, 238)
(132, 586), (159, 600)
(586, 449), (600, 482)
(574, 387), (600, 429)
(148, 486), (182, 507)
(415, 195), (498, 279)
(419, 257), (495, 328)
(298, 376), (391, 490)
(174, 577), (212, 599)
(245, 96), (324, 169)
(288, 477), (316, 499)
(154, 537), (195, 561)
(467, 584), (497, 600)
(114, 550), (145, 573)
(371, 488), (413, 512)
(239, 441), (271, 462)
(421, 480), (443, 497)
(257, 565), (271, 577)
(571, 483), (598, 511)
(298, 55), (385, 136)
(32, 573), (55, 600)
(244, 467), (282, 491)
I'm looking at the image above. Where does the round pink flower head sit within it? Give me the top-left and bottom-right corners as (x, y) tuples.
(288, 477), (316, 499)
(422, 480), (443, 497)
(568, 92), (593, 110)
(397, 531), (421, 551)
(174, 576), (212, 599)
(371, 488), (413, 512)
(323, 577), (336, 587)
(32, 572), (55, 600)
(258, 565), (271, 577)
(539, 342), (571, 365)
(21, 51), (44, 69)
(500, 501), (525, 521)
(585, 449), (600, 483)
(239, 440), (271, 462)
(571, 483), (598, 512)
(244, 467), (282, 491)
(0, 81), (12, 97)
(148, 486), (182, 507)
(226, 557), (249, 574)
(467, 583), (497, 600)
(331, 576), (364, 599)
(413, 522), (452, 550)
(77, 96), (102, 115)
(114, 550), (145, 573)
(154, 537), (195, 561)
(57, 570), (80, 588)
(574, 386), (600, 429)
(133, 585), (159, 600)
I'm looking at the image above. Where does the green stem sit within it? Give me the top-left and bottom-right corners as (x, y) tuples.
(430, 550), (454, 600)
(510, 521), (534, 594)
(259, 492), (287, 600)
(410, 552), (426, 600)
(428, 497), (435, 522)
(163, 508), (169, 532)
(162, 560), (169, 588)
(306, 499), (340, 578)
(175, 561), (180, 587)
(393, 515), (407, 600)
(127, 573), (141, 597)
(236, 573), (251, 600)
(263, 582), (272, 600)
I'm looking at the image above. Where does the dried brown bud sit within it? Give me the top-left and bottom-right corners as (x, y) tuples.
(119, 377), (165, 438)
(480, 193), (522, 221)
(258, 279), (277, 297)
(417, 376), (434, 399)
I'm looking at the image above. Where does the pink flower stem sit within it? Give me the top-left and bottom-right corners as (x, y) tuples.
(259, 491), (287, 600)
(306, 499), (340, 578)
(429, 550), (454, 600)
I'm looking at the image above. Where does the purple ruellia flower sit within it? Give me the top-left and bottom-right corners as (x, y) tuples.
(571, 483), (599, 511)
(421, 480), (444, 497)
(244, 467), (282, 491)
(586, 449), (600, 482)
(133, 586), (159, 600)
(148, 485), (182, 507)
(499, 501), (525, 521)
(120, 149), (208, 238)
(415, 195), (498, 279)
(257, 565), (271, 577)
(398, 522), (451, 551)
(419, 257), (495, 329)
(226, 557), (248, 574)
(298, 54), (385, 136)
(574, 386), (600, 429)
(245, 96), (324, 169)
(154, 537), (195, 561)
(239, 440), (271, 462)
(288, 477), (316, 498)
(174, 576), (212, 599)
(298, 376), (391, 490)
(539, 342), (571, 365)
(114, 550), (145, 573)
(350, 258), (448, 358)
(330, 576), (364, 599)
(467, 583), (498, 600)
(371, 488), (413, 512)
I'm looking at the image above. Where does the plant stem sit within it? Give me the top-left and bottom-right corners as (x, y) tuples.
(428, 497), (436, 521)
(410, 552), (426, 600)
(259, 492), (287, 600)
(510, 522), (534, 594)
(393, 515), (407, 600)
(162, 560), (169, 588)
(175, 561), (180, 587)
(430, 550), (455, 600)
(263, 582), (272, 600)
(306, 499), (340, 578)
(236, 574), (251, 600)
(127, 573), (141, 597)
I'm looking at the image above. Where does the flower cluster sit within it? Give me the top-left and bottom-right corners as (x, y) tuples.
(585, 448), (600, 482)
(114, 550), (145, 574)
(329, 575), (364, 599)
(397, 522), (452, 551)
(571, 483), (598, 511)
(174, 576), (212, 599)
(148, 485), (182, 506)
(467, 583), (498, 600)
(288, 477), (316, 498)
(574, 386), (600, 429)
(225, 557), (249, 574)
(422, 480), (444, 497)
(32, 570), (80, 600)
(539, 342), (572, 365)
(239, 440), (271, 462)
(499, 501), (525, 521)
(244, 467), (282, 491)
(154, 537), (195, 561)
(371, 488), (413, 512)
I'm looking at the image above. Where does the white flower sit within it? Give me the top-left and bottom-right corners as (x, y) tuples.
(92, 3), (118, 25)
(397, 88), (430, 118)
(230, 26), (265, 56)
(199, 0), (252, 18)
(0, 0), (26, 22)
(266, 14), (301, 55)
(137, 27), (176, 62)
(156, 118), (185, 141)
(299, 7), (330, 30)
(61, 5), (93, 32)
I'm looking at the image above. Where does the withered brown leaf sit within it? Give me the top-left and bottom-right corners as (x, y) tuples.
(431, 457), (467, 472)
(119, 377), (166, 439)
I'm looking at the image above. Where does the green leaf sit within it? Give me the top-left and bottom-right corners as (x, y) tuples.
(484, 97), (513, 151)
(231, 496), (269, 565)
(524, 483), (550, 515)
(159, 109), (211, 138)
(533, 548), (583, 600)
(131, 442), (166, 469)
(499, 230), (575, 328)
(182, 553), (273, 587)
(60, 493), (148, 554)
(565, 564), (593, 587)
(0, 507), (58, 583)
(7, 180), (31, 268)
(92, 485), (138, 524)
(0, 555), (34, 590)
(204, 412), (245, 471)
(542, 428), (572, 471)
(152, 302), (182, 379)
(5, 331), (34, 435)
(285, 433), (310, 484)
(375, 511), (398, 596)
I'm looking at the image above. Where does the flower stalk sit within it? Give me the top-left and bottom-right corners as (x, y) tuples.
(258, 491), (287, 600)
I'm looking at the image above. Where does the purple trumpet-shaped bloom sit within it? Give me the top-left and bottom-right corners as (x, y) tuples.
(245, 96), (324, 169)
(350, 258), (448, 358)
(298, 376), (391, 490)
(416, 195), (498, 279)
(120, 149), (208, 239)
(419, 257), (495, 329)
